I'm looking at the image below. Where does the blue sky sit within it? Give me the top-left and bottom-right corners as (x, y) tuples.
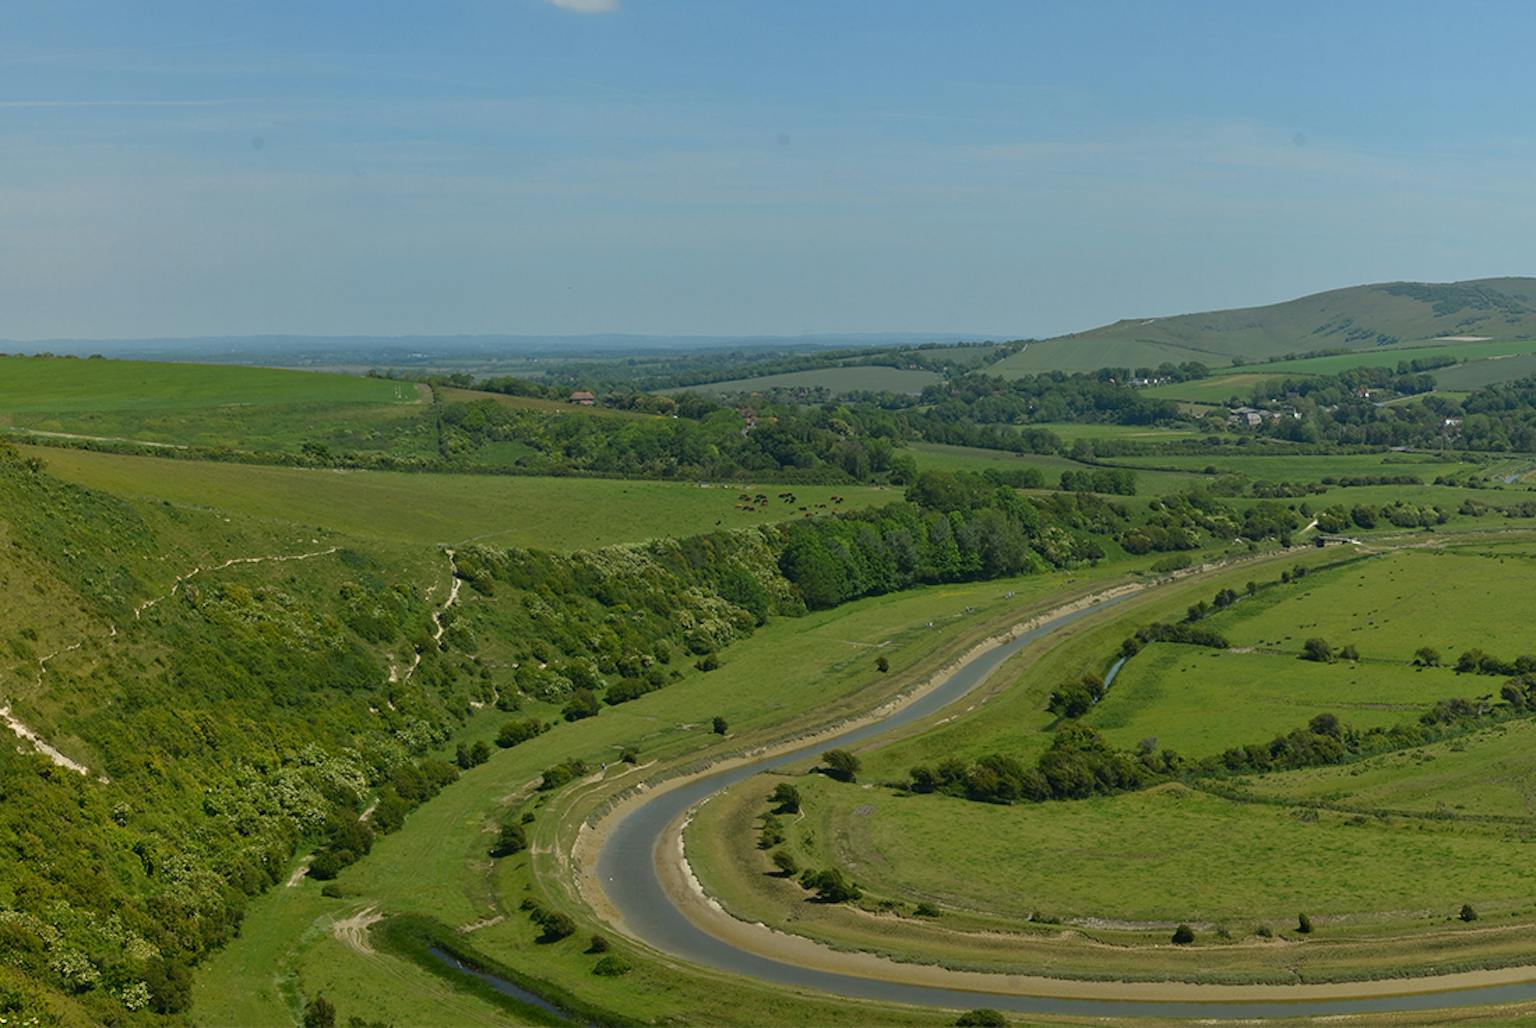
(3, 1), (1535, 340)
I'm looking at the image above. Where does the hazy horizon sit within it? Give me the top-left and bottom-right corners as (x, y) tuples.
(8, 2), (1536, 340)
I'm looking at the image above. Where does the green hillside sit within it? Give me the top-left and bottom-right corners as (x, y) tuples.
(994, 277), (1536, 374)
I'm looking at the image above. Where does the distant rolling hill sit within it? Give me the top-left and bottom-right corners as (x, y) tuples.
(995, 277), (1536, 375)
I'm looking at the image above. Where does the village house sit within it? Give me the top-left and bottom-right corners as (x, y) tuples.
(569, 390), (596, 406)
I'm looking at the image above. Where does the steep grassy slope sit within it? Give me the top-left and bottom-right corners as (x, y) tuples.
(995, 278), (1536, 374)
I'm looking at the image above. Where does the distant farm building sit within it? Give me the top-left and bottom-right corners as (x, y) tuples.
(569, 390), (597, 406)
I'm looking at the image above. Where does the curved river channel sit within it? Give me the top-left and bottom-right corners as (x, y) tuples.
(588, 589), (1536, 1020)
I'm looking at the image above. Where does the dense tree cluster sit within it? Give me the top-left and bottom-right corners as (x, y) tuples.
(777, 472), (1124, 609)
(436, 393), (905, 483)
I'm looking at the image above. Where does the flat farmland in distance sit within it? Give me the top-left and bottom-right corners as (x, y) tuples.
(0, 355), (417, 411)
(663, 365), (940, 397)
(0, 355), (433, 455)
(23, 445), (894, 550)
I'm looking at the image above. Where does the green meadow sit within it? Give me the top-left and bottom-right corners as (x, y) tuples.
(808, 777), (1535, 924)
(1216, 548), (1536, 659)
(1086, 645), (1458, 758)
(1242, 718), (1536, 820)
(906, 441), (1208, 495)
(1142, 372), (1306, 404)
(24, 445), (893, 550)
(1023, 421), (1205, 442)
(0, 355), (417, 411)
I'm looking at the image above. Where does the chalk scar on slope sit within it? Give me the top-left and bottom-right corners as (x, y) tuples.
(0, 704), (94, 777)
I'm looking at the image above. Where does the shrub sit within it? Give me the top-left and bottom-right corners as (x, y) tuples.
(535, 911), (576, 943)
(876, 655), (889, 673)
(308, 851), (343, 881)
(800, 867), (862, 903)
(712, 715), (728, 735)
(587, 933), (610, 953)
(303, 995), (337, 1028)
(497, 718), (546, 748)
(562, 688), (600, 722)
(772, 850), (799, 877)
(593, 954), (632, 977)
(1459, 904), (1478, 922)
(491, 822), (526, 858)
(539, 758), (589, 791)
(769, 782), (801, 814)
(1301, 638), (1333, 663)
(1296, 912), (1313, 934)
(695, 652), (720, 672)
(956, 1010), (1006, 1027)
(913, 902), (940, 918)
(821, 749), (861, 782)
(1171, 924), (1195, 944)
(1414, 647), (1441, 667)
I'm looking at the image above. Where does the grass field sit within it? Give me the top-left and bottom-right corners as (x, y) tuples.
(0, 356), (434, 456)
(990, 337), (1220, 377)
(1255, 337), (1536, 377)
(1242, 718), (1536, 820)
(806, 777), (1536, 924)
(1024, 421), (1206, 443)
(906, 442), (1208, 495)
(662, 366), (941, 397)
(1433, 352), (1536, 391)
(1215, 548), (1536, 660)
(0, 355), (418, 411)
(1142, 372), (1307, 404)
(24, 445), (895, 550)
(1108, 450), (1482, 483)
(1086, 645), (1459, 758)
